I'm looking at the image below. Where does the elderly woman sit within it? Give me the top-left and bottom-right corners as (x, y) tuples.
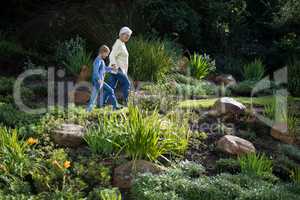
(103, 26), (132, 106)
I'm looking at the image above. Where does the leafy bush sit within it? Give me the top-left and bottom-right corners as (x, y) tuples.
(55, 36), (92, 75)
(127, 36), (179, 82)
(238, 153), (273, 177)
(243, 59), (265, 81)
(188, 53), (216, 80)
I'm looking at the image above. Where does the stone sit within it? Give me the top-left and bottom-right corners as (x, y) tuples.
(213, 97), (246, 115)
(271, 123), (296, 144)
(217, 135), (256, 155)
(113, 160), (164, 189)
(214, 74), (237, 86)
(52, 123), (86, 147)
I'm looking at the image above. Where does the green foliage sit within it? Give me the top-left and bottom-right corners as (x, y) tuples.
(127, 36), (179, 82)
(0, 40), (32, 58)
(132, 93), (178, 113)
(243, 59), (265, 81)
(288, 59), (300, 96)
(88, 187), (121, 200)
(177, 160), (205, 178)
(0, 77), (35, 104)
(84, 105), (189, 161)
(100, 188), (122, 200)
(84, 113), (126, 156)
(0, 103), (39, 127)
(0, 127), (29, 177)
(188, 53), (216, 80)
(136, 0), (202, 49)
(290, 167), (300, 184)
(281, 144), (300, 162)
(55, 36), (92, 75)
(238, 153), (273, 177)
(263, 100), (277, 120)
(175, 83), (215, 98)
(228, 80), (277, 96)
(216, 158), (241, 174)
(132, 172), (300, 200)
(124, 105), (188, 161)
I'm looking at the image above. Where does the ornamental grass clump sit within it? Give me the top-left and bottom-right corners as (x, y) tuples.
(0, 127), (29, 177)
(238, 153), (273, 177)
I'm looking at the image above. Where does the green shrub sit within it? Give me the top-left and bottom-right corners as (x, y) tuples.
(243, 59), (265, 81)
(188, 53), (216, 80)
(238, 153), (273, 177)
(127, 36), (179, 82)
(216, 158), (241, 174)
(55, 36), (92, 76)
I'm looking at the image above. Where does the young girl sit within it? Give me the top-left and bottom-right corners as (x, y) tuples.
(86, 45), (119, 111)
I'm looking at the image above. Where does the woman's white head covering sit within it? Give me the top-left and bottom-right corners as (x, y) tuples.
(119, 26), (133, 37)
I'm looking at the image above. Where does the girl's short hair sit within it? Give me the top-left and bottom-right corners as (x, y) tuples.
(99, 45), (110, 53)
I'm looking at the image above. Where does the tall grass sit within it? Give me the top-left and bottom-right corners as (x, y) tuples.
(84, 113), (127, 156)
(188, 53), (216, 80)
(56, 36), (92, 76)
(243, 59), (265, 81)
(84, 105), (190, 161)
(127, 36), (180, 82)
(238, 153), (273, 177)
(0, 127), (29, 177)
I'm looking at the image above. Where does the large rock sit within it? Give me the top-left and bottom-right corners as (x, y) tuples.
(113, 160), (164, 189)
(271, 123), (297, 144)
(217, 135), (256, 155)
(52, 123), (86, 147)
(213, 97), (246, 115)
(214, 74), (237, 86)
